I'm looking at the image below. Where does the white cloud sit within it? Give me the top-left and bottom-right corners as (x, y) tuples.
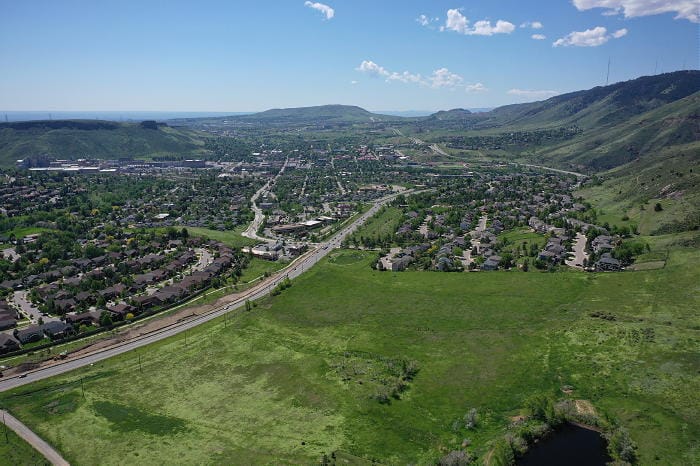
(531, 33), (547, 40)
(443, 8), (469, 34)
(508, 88), (560, 100)
(572, 0), (699, 23)
(470, 19), (516, 35)
(388, 71), (424, 84)
(441, 9), (515, 35)
(304, 1), (334, 20)
(553, 26), (628, 47)
(465, 82), (487, 92)
(356, 60), (389, 77)
(429, 68), (464, 88)
(416, 14), (440, 28)
(355, 61), (470, 90)
(350, 80), (358, 85)
(521, 21), (544, 29)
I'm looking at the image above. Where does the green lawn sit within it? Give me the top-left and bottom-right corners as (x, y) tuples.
(2, 226), (52, 239)
(1, 235), (698, 465)
(238, 257), (287, 284)
(181, 225), (256, 249)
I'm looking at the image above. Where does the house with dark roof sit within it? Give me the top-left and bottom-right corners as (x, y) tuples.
(0, 334), (20, 354)
(595, 253), (622, 271)
(54, 298), (77, 314)
(42, 321), (75, 340)
(14, 325), (45, 344)
(65, 311), (101, 326)
(133, 294), (162, 309)
(107, 303), (135, 320)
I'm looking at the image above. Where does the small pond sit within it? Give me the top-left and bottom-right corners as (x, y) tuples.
(517, 423), (611, 466)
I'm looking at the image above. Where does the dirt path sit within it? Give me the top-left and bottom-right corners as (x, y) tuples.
(1, 409), (70, 466)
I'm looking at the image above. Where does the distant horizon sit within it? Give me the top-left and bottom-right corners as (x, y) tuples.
(0, 108), (495, 122)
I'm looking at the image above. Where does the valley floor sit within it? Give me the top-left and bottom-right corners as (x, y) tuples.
(1, 235), (698, 465)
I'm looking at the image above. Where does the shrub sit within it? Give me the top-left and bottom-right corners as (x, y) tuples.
(606, 427), (638, 464)
(438, 450), (472, 466)
(464, 408), (478, 430)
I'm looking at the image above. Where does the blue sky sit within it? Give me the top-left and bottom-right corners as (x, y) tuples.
(1, 0), (697, 112)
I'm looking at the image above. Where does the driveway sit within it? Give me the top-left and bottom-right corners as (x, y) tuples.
(11, 290), (59, 324)
(566, 232), (588, 269)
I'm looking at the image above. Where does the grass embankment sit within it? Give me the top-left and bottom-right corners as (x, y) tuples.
(1, 234), (698, 465)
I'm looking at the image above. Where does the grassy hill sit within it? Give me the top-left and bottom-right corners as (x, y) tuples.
(481, 70), (700, 131)
(233, 104), (401, 125)
(0, 120), (208, 166)
(525, 90), (700, 171)
(576, 142), (700, 235)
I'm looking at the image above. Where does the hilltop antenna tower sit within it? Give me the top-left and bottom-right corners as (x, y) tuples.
(605, 58), (611, 85)
(654, 60), (658, 74)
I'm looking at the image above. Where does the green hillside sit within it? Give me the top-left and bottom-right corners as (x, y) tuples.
(0, 120), (208, 166)
(576, 142), (699, 235)
(482, 70), (700, 131)
(526, 91), (700, 171)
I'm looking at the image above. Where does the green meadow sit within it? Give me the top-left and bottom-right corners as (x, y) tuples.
(1, 234), (698, 465)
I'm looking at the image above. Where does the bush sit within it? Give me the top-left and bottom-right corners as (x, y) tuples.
(464, 408), (478, 430)
(524, 393), (559, 424)
(438, 450), (472, 466)
(490, 439), (516, 466)
(606, 427), (638, 464)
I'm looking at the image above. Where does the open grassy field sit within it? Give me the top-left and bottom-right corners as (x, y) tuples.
(1, 234), (698, 465)
(346, 206), (403, 246)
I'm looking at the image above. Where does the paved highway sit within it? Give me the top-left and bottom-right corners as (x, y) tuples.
(0, 190), (408, 393)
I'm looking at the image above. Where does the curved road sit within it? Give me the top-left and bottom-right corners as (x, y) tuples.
(242, 158), (288, 242)
(0, 190), (408, 393)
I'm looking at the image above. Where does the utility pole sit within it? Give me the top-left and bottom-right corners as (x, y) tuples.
(605, 58), (611, 86)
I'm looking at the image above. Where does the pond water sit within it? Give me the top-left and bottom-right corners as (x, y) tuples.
(517, 423), (611, 466)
